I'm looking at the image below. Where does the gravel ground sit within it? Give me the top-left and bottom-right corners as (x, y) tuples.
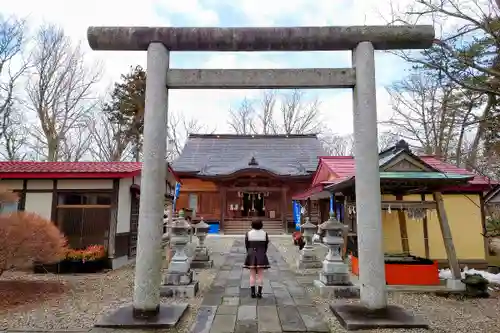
(0, 237), (235, 332)
(271, 237), (500, 333)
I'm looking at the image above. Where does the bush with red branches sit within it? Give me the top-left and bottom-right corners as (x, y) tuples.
(0, 212), (68, 276)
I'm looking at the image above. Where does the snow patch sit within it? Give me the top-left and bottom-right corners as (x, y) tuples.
(312, 233), (321, 243)
(439, 266), (500, 284)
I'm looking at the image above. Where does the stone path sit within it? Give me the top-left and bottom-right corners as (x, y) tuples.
(189, 239), (330, 333)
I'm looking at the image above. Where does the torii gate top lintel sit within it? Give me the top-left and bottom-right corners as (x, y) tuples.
(87, 25), (435, 52)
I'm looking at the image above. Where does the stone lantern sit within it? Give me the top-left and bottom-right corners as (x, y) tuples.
(191, 217), (213, 268)
(313, 213), (358, 298)
(297, 217), (321, 269)
(161, 209), (199, 297)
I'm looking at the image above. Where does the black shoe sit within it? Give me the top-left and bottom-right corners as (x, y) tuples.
(250, 286), (256, 298)
(257, 286), (263, 298)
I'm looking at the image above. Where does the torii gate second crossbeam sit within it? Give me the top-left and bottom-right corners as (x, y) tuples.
(87, 25), (435, 330)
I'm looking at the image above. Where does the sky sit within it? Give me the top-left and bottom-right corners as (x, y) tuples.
(0, 0), (420, 136)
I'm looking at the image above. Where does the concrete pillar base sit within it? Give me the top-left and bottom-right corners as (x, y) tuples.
(446, 279), (466, 291)
(94, 304), (188, 328)
(330, 302), (428, 330)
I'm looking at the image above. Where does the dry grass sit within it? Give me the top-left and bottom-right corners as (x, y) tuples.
(0, 279), (68, 311)
(272, 237), (500, 333)
(0, 237), (234, 332)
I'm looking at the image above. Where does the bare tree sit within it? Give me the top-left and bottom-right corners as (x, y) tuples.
(378, 131), (401, 151)
(257, 90), (277, 134)
(320, 130), (400, 156)
(320, 133), (353, 155)
(59, 127), (93, 162)
(384, 68), (484, 167)
(88, 110), (132, 162)
(228, 98), (256, 134)
(25, 25), (100, 161)
(386, 0), (500, 170)
(388, 0), (500, 96)
(0, 16), (29, 153)
(168, 111), (214, 161)
(0, 106), (28, 161)
(229, 89), (323, 135)
(279, 90), (322, 135)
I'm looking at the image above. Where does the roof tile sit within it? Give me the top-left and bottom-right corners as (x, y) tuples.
(0, 162), (142, 174)
(172, 134), (326, 176)
(319, 155), (493, 186)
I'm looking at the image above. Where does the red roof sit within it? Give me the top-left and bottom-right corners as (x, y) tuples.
(0, 162), (179, 181)
(292, 178), (351, 200)
(419, 156), (492, 185)
(318, 155), (495, 188)
(320, 156), (356, 178)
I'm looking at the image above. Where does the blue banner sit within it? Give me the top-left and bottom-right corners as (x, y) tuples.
(293, 200), (302, 231)
(172, 182), (181, 212)
(329, 193), (334, 213)
(336, 203), (343, 222)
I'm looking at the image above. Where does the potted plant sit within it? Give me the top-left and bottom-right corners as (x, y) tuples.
(65, 245), (107, 273)
(292, 231), (305, 250)
(485, 216), (500, 254)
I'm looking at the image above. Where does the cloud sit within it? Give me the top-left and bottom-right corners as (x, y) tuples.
(1, 0), (221, 92)
(158, 0), (219, 25)
(1, 0), (411, 137)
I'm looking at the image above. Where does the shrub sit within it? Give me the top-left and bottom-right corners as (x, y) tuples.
(0, 212), (67, 276)
(66, 245), (106, 262)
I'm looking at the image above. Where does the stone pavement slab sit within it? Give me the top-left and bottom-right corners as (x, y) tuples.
(210, 314), (236, 333)
(217, 305), (238, 315)
(237, 305), (257, 321)
(234, 320), (257, 333)
(257, 306), (282, 333)
(277, 305), (307, 332)
(297, 305), (330, 332)
(190, 239), (330, 333)
(189, 306), (218, 333)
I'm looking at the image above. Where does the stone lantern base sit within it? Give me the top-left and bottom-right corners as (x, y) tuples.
(319, 263), (350, 285)
(160, 270), (199, 298)
(313, 280), (360, 299)
(314, 259), (359, 298)
(296, 247), (322, 269)
(190, 247), (213, 269)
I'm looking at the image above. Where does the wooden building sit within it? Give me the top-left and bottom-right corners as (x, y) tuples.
(171, 134), (326, 234)
(0, 162), (179, 269)
(293, 140), (495, 269)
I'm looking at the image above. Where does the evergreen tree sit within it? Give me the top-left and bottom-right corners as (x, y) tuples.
(103, 65), (146, 161)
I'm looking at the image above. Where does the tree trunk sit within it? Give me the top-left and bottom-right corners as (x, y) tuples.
(466, 93), (495, 170)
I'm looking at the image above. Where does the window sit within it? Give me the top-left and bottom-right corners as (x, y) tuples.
(0, 202), (19, 214)
(57, 193), (111, 206)
(56, 192), (112, 249)
(188, 194), (198, 218)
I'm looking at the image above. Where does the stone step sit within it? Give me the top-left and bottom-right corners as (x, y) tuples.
(224, 229), (284, 235)
(223, 220), (285, 235)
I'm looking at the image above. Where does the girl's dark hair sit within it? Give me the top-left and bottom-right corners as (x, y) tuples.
(251, 219), (263, 230)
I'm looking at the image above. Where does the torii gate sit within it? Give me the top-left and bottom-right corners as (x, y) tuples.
(87, 25), (435, 329)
